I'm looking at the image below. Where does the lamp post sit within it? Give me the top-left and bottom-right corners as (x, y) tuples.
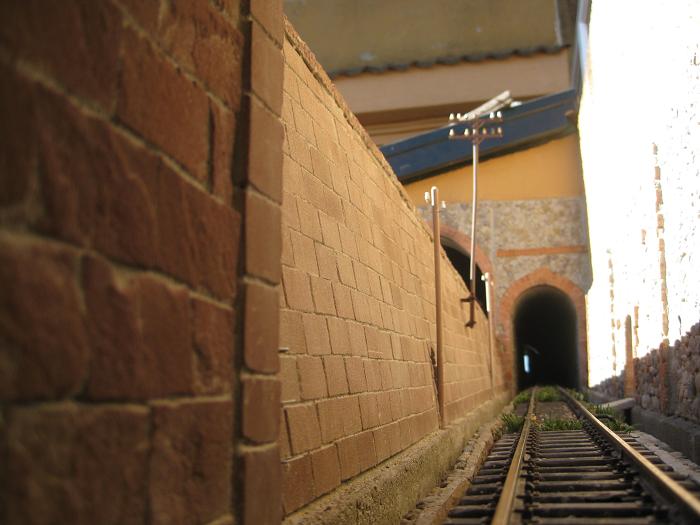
(448, 110), (503, 327)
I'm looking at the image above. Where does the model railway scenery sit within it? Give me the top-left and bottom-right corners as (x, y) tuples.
(2, 2), (699, 524)
(440, 387), (700, 525)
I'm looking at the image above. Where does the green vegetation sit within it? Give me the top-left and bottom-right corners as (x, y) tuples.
(589, 404), (635, 433)
(601, 418), (634, 433)
(513, 390), (531, 405)
(589, 403), (616, 418)
(513, 386), (586, 405)
(501, 413), (525, 433)
(537, 418), (582, 431)
(536, 386), (561, 402)
(566, 388), (587, 402)
(505, 386), (633, 434)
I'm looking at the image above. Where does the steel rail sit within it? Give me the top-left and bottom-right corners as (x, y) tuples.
(491, 387), (536, 525)
(559, 387), (700, 524)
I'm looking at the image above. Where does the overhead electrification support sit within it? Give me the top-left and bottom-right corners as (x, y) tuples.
(447, 92), (509, 327)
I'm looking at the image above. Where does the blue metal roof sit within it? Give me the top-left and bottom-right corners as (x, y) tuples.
(380, 90), (578, 183)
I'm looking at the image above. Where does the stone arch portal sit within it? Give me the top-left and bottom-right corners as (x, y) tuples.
(514, 285), (579, 389)
(498, 268), (588, 389)
(438, 224), (494, 316)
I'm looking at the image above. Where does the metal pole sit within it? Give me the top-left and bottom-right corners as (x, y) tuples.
(448, 106), (503, 328)
(482, 272), (495, 394)
(430, 187), (446, 428)
(468, 140), (478, 327)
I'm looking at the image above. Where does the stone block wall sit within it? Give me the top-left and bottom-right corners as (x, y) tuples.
(0, 2), (509, 522)
(419, 193), (592, 339)
(594, 322), (700, 423)
(278, 24), (501, 516)
(0, 1), (285, 524)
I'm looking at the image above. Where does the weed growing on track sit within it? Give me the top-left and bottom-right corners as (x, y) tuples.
(502, 413), (525, 433)
(513, 390), (531, 405)
(536, 386), (561, 402)
(589, 404), (635, 433)
(537, 418), (583, 431)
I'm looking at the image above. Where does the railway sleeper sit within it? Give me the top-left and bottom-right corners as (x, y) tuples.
(443, 518), (491, 525)
(528, 516), (666, 525)
(534, 464), (626, 473)
(536, 452), (606, 459)
(535, 445), (599, 451)
(448, 504), (494, 518)
(532, 479), (639, 491)
(467, 482), (503, 495)
(534, 457), (614, 467)
(439, 388), (700, 525)
(471, 474), (507, 485)
(532, 489), (646, 503)
(529, 501), (660, 517)
(530, 471), (628, 481)
(457, 494), (499, 505)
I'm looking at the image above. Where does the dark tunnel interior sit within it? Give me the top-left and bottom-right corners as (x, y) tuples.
(514, 285), (579, 390)
(441, 240), (488, 314)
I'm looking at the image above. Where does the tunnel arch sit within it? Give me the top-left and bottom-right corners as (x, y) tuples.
(440, 237), (488, 314)
(498, 268), (588, 389)
(438, 225), (494, 316)
(513, 286), (579, 389)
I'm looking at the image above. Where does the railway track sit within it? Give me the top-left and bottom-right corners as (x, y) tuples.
(443, 387), (700, 524)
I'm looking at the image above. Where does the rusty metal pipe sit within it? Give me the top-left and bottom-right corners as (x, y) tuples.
(429, 186), (446, 428)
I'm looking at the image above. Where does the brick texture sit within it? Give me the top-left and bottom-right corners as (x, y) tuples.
(244, 280), (280, 374)
(242, 446), (282, 525)
(0, 0), (123, 112)
(0, 0), (501, 521)
(282, 455), (314, 514)
(83, 256), (192, 400)
(118, 29), (210, 181)
(3, 404), (149, 525)
(278, 22), (497, 516)
(285, 403), (322, 454)
(0, 1), (276, 524)
(238, 4), (285, 525)
(242, 377), (281, 444)
(310, 445), (341, 497)
(150, 400), (233, 525)
(0, 236), (89, 400)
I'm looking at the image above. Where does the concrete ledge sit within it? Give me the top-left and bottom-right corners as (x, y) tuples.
(602, 397), (635, 411)
(585, 389), (612, 405)
(631, 406), (700, 464)
(283, 391), (510, 525)
(408, 404), (512, 525)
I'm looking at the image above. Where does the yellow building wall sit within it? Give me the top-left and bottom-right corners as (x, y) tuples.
(403, 134), (584, 204)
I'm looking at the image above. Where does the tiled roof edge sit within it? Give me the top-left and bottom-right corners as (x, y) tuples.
(329, 44), (568, 79)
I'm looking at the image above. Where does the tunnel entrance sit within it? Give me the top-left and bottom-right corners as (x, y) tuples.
(441, 238), (487, 314)
(514, 285), (579, 390)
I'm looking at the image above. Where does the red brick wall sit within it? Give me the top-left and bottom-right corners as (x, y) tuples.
(0, 1), (284, 524)
(279, 23), (501, 515)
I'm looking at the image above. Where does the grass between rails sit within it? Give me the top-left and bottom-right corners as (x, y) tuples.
(538, 418), (582, 431)
(536, 386), (561, 402)
(512, 385), (566, 405)
(501, 413), (525, 433)
(508, 386), (634, 433)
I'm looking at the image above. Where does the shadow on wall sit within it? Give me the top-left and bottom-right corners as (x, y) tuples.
(440, 237), (488, 314)
(514, 285), (579, 390)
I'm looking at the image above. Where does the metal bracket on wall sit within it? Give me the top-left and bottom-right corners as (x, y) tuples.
(461, 296), (476, 327)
